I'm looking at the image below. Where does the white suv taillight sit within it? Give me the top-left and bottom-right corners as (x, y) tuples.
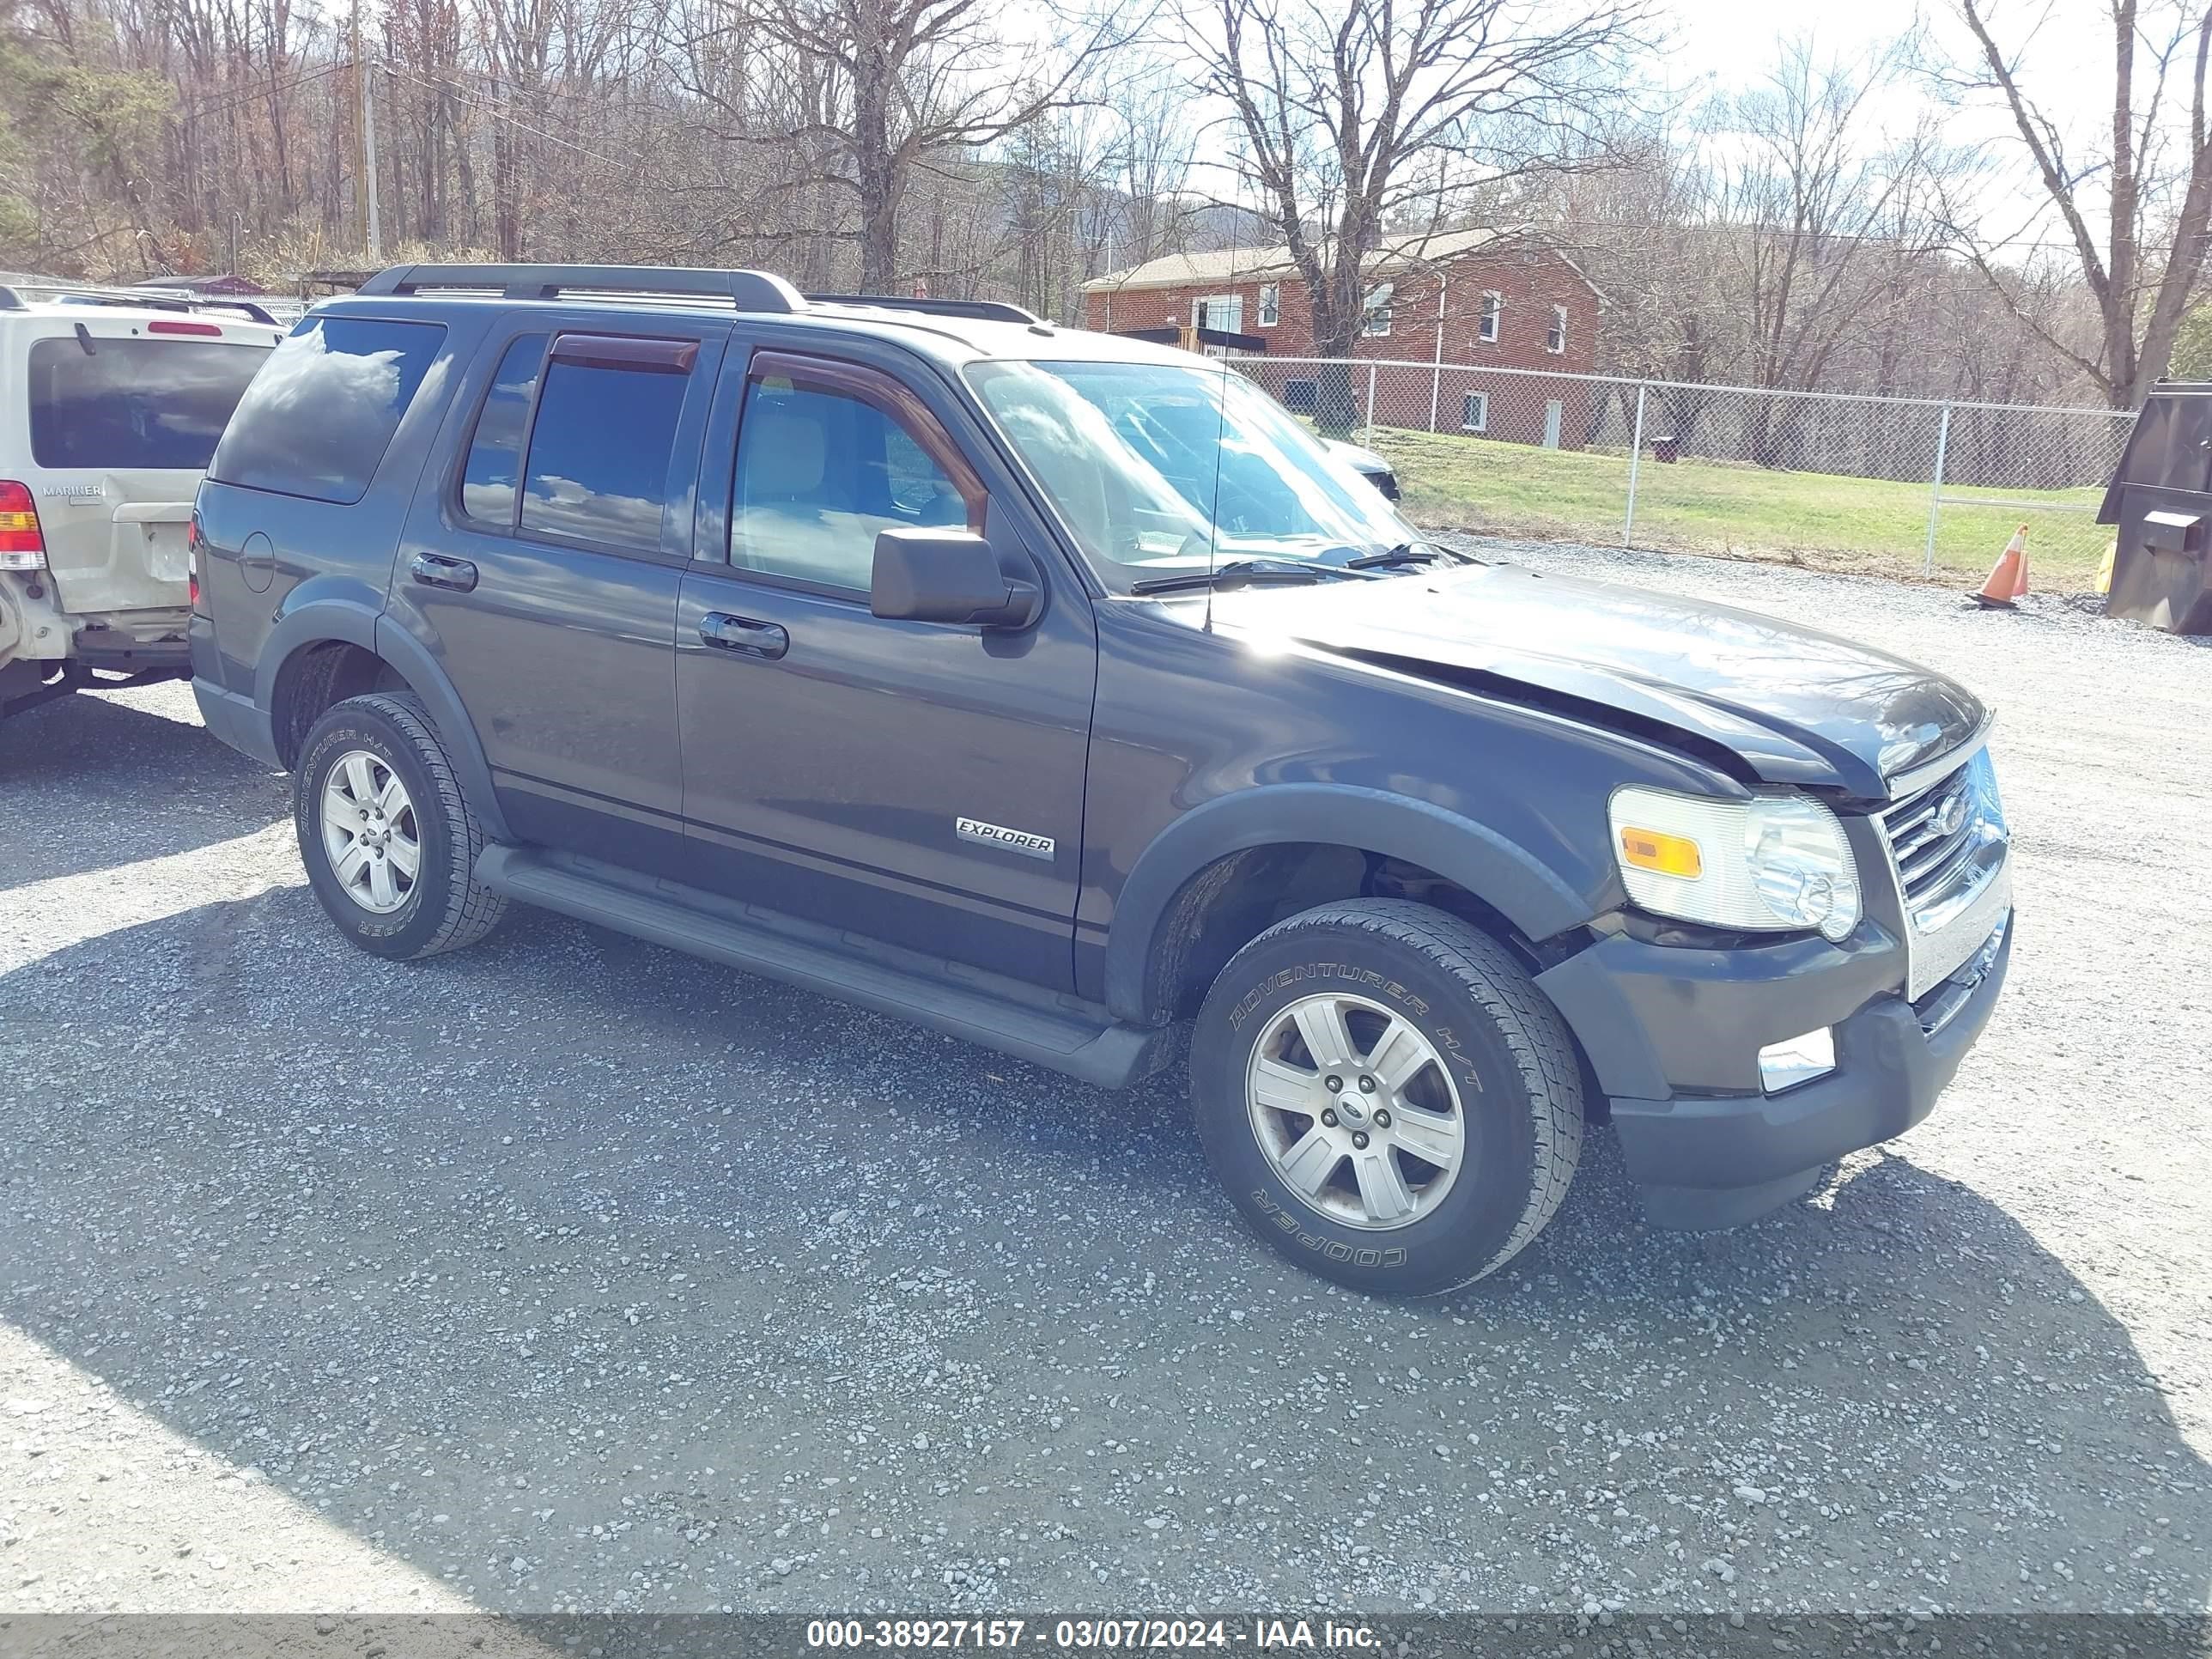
(187, 508), (204, 612)
(0, 480), (46, 570)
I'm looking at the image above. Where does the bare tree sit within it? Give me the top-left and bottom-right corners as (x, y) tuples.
(1098, 68), (1202, 267)
(1188, 0), (1653, 380)
(1710, 39), (1935, 397)
(677, 0), (1141, 289)
(1698, 37), (1940, 459)
(1931, 0), (2212, 407)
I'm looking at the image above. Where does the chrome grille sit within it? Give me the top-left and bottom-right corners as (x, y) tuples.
(1876, 747), (2012, 1000)
(1881, 765), (1982, 911)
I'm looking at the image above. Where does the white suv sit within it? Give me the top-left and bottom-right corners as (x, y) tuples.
(0, 279), (279, 721)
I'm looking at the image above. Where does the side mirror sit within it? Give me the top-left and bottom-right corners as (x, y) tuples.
(871, 527), (1042, 629)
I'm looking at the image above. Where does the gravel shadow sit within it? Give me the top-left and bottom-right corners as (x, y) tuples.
(3, 890), (2205, 1615)
(0, 689), (285, 889)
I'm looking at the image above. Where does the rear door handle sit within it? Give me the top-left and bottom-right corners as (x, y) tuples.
(410, 553), (478, 592)
(698, 612), (789, 659)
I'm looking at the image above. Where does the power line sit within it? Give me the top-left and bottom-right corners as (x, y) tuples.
(383, 61), (641, 173)
(171, 58), (352, 125)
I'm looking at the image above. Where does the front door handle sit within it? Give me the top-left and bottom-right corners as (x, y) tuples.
(698, 611), (789, 659)
(410, 552), (478, 592)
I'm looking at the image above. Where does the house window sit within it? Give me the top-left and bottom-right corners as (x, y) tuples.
(1194, 293), (1243, 334)
(1460, 392), (1488, 433)
(1480, 292), (1501, 343)
(1258, 283), (1279, 328)
(1547, 305), (1568, 355)
(1363, 282), (1395, 337)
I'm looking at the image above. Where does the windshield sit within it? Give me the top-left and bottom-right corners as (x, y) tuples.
(964, 358), (1416, 590)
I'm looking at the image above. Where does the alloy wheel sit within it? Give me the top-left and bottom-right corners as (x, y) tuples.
(319, 750), (421, 915)
(1243, 992), (1467, 1230)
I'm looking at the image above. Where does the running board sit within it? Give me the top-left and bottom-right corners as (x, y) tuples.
(474, 846), (1179, 1090)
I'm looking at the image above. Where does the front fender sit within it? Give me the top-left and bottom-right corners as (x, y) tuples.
(1103, 783), (1594, 1023)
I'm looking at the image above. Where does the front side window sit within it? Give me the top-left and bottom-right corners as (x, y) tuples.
(966, 358), (1415, 593)
(459, 334), (547, 526)
(1461, 392), (1488, 433)
(27, 336), (268, 471)
(731, 374), (970, 592)
(210, 315), (446, 504)
(1547, 306), (1568, 354)
(519, 356), (688, 553)
(1363, 283), (1395, 337)
(1479, 292), (1501, 343)
(1258, 283), (1280, 328)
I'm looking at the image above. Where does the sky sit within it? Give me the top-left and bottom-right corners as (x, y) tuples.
(1669, 0), (2107, 120)
(1666, 0), (2128, 252)
(1148, 0), (2152, 264)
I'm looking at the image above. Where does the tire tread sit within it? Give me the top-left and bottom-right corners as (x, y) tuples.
(1220, 897), (1583, 1292)
(313, 691), (506, 958)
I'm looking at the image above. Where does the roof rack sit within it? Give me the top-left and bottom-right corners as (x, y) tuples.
(346, 265), (1043, 329)
(357, 262), (805, 313)
(804, 292), (1044, 325)
(0, 279), (276, 326)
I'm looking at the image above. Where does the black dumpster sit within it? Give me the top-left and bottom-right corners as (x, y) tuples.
(2098, 382), (2212, 633)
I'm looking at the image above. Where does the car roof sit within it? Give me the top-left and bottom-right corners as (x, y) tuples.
(0, 278), (284, 333)
(310, 277), (1210, 374)
(0, 301), (277, 331)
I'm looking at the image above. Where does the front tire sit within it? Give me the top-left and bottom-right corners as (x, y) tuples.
(295, 692), (507, 960)
(1190, 898), (1583, 1295)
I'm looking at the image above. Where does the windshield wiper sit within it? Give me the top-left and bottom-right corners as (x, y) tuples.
(1345, 541), (1477, 571)
(1129, 559), (1363, 596)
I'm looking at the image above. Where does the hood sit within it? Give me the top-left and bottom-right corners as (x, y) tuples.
(1323, 439), (1392, 476)
(1216, 564), (1986, 800)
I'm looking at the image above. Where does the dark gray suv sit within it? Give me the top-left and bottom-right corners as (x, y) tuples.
(189, 263), (2014, 1294)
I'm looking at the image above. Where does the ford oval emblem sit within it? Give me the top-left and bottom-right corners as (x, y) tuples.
(1935, 792), (1968, 838)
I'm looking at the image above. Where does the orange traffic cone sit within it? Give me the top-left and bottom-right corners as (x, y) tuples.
(1973, 523), (2030, 608)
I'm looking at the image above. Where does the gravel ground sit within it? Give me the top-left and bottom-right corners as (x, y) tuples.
(1, 541), (2207, 1622)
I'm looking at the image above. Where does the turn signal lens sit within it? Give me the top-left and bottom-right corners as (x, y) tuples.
(1619, 825), (1703, 878)
(0, 480), (46, 570)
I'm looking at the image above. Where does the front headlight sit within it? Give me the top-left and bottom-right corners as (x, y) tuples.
(1608, 787), (1862, 942)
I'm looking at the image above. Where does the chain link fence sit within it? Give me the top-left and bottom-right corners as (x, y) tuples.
(1231, 356), (2136, 590)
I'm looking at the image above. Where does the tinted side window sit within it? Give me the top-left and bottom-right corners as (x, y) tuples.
(459, 334), (547, 526)
(209, 316), (445, 504)
(731, 378), (968, 592)
(27, 337), (268, 470)
(519, 360), (687, 553)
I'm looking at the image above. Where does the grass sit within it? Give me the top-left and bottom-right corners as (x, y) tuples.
(1362, 426), (2112, 591)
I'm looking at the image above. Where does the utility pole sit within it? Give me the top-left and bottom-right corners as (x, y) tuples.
(359, 39), (383, 259)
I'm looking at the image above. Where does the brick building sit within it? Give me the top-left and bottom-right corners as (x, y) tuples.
(1079, 227), (1604, 447)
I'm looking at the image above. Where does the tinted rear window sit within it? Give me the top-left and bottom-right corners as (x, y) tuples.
(519, 359), (687, 552)
(209, 316), (446, 504)
(27, 336), (268, 470)
(459, 334), (548, 526)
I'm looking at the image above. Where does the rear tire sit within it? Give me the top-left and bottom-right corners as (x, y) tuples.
(295, 692), (506, 960)
(1190, 898), (1582, 1295)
